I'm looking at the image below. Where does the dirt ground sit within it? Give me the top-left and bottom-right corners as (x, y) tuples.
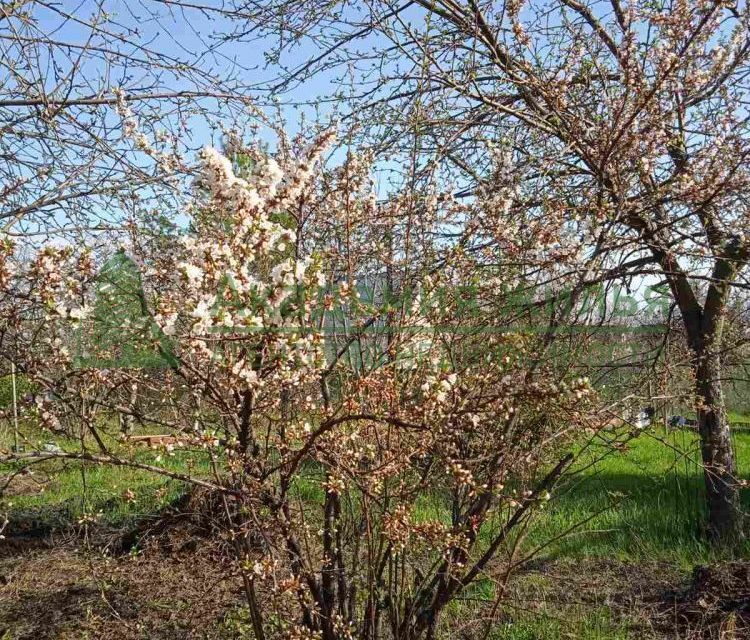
(0, 531), (748, 639)
(0, 541), (245, 639)
(655, 562), (750, 639)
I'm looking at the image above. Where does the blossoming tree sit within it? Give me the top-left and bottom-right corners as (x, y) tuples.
(0, 121), (607, 639)
(245, 0), (750, 545)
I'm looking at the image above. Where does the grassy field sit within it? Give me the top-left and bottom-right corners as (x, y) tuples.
(438, 425), (750, 639)
(489, 426), (750, 638)
(1, 421), (748, 638)
(528, 426), (750, 565)
(0, 424), (214, 535)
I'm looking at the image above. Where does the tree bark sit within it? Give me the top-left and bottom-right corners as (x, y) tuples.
(119, 384), (137, 435)
(693, 343), (743, 545)
(657, 245), (745, 546)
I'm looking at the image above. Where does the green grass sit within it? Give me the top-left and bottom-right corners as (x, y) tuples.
(0, 421), (212, 529)
(407, 423), (750, 566)
(488, 608), (629, 640)
(6, 421), (746, 565)
(526, 426), (750, 565)
(3, 420), (748, 638)
(729, 410), (750, 425)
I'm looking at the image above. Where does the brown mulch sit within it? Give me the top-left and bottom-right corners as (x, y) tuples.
(114, 487), (234, 556)
(0, 470), (51, 497)
(654, 561), (750, 639)
(0, 489), (248, 639)
(0, 545), (244, 639)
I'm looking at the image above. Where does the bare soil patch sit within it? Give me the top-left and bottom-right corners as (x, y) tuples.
(654, 561), (750, 639)
(0, 498), (746, 639)
(505, 557), (684, 637)
(0, 490), (247, 639)
(0, 471), (51, 498)
(0, 544), (243, 639)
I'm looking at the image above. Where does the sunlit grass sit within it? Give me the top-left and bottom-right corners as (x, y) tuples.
(0, 420), (212, 528)
(3, 416), (748, 566)
(525, 425), (750, 566)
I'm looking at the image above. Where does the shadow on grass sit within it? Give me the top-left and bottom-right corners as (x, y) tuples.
(529, 468), (750, 563)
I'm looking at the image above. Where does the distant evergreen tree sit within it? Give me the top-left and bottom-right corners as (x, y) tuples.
(77, 249), (176, 369)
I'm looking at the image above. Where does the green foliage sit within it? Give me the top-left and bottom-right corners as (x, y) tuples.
(217, 606), (256, 639)
(0, 372), (34, 409)
(76, 250), (176, 369)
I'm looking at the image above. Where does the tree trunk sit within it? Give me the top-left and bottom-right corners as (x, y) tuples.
(661, 245), (746, 546)
(119, 384), (137, 435)
(693, 344), (743, 544)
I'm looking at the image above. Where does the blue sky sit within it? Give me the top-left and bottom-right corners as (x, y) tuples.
(24, 1), (680, 313)
(35, 0), (354, 145)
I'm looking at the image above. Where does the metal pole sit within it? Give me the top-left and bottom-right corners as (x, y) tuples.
(11, 361), (19, 451)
